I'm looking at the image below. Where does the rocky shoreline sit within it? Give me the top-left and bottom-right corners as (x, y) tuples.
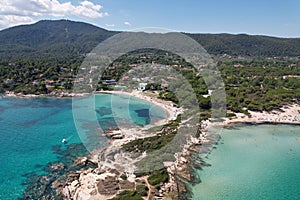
(12, 90), (300, 199)
(17, 90), (184, 200)
(20, 108), (300, 200)
(3, 91), (90, 98)
(158, 104), (300, 199)
(32, 118), (222, 200)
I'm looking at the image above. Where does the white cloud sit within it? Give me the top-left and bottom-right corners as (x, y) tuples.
(124, 21), (131, 26)
(0, 0), (108, 29)
(105, 23), (116, 27)
(0, 15), (35, 27)
(80, 0), (102, 11)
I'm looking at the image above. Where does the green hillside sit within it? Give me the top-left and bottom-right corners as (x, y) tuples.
(0, 20), (116, 60)
(0, 20), (300, 60)
(187, 33), (300, 57)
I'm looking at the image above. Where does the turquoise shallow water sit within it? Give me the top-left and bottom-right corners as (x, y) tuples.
(0, 94), (167, 199)
(192, 124), (300, 200)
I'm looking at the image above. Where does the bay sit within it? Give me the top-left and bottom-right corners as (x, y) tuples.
(192, 124), (300, 200)
(0, 94), (167, 199)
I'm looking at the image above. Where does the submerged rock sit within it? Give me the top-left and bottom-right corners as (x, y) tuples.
(20, 143), (95, 200)
(49, 163), (65, 172)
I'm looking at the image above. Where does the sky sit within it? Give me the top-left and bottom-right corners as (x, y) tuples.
(0, 0), (299, 37)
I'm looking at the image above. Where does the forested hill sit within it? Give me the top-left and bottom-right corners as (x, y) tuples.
(0, 20), (117, 60)
(0, 20), (300, 60)
(187, 33), (300, 57)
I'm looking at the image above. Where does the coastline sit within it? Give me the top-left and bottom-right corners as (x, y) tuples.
(64, 94), (300, 199)
(58, 91), (183, 200)
(204, 104), (300, 130)
(3, 91), (90, 98)
(97, 90), (181, 125)
(14, 89), (182, 200)
(7, 91), (299, 199)
(159, 103), (300, 199)
(2, 90), (181, 128)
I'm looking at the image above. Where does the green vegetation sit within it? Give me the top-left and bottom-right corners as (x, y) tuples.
(136, 185), (149, 197)
(226, 112), (237, 118)
(2, 20), (300, 60)
(2, 19), (300, 199)
(158, 90), (179, 104)
(0, 20), (116, 60)
(97, 48), (212, 110)
(120, 174), (127, 180)
(147, 168), (169, 189)
(187, 33), (300, 57)
(122, 115), (181, 153)
(99, 48), (300, 114)
(218, 58), (300, 112)
(0, 20), (299, 114)
(0, 57), (82, 94)
(110, 190), (142, 200)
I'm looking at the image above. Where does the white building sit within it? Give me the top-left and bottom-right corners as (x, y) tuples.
(138, 83), (147, 91)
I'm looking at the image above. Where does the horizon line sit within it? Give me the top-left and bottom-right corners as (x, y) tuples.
(1, 19), (299, 39)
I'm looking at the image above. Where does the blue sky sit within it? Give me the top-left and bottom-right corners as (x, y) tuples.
(0, 0), (299, 37)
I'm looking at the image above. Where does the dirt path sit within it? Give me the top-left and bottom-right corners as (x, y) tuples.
(141, 176), (153, 200)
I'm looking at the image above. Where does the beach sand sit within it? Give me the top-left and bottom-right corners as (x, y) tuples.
(199, 104), (300, 133)
(160, 103), (300, 199)
(98, 90), (181, 126)
(63, 92), (300, 199)
(64, 90), (182, 199)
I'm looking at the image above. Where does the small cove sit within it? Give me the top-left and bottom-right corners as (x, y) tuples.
(0, 94), (167, 199)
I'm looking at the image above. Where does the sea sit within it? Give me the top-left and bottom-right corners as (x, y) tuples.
(1, 95), (300, 200)
(0, 94), (167, 199)
(191, 124), (300, 200)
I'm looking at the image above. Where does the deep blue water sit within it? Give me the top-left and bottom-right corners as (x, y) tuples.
(0, 94), (167, 199)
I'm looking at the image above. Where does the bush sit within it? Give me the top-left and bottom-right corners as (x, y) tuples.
(120, 174), (127, 180)
(136, 185), (148, 196)
(148, 168), (169, 188)
(110, 190), (142, 200)
(226, 112), (236, 118)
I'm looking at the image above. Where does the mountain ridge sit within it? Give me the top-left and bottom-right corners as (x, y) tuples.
(0, 20), (117, 60)
(0, 19), (300, 60)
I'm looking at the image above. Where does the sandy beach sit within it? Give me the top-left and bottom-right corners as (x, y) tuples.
(3, 91), (90, 98)
(96, 90), (182, 176)
(14, 88), (297, 199)
(98, 90), (181, 126)
(65, 95), (300, 200)
(61, 90), (183, 200)
(201, 104), (300, 132)
(159, 103), (300, 199)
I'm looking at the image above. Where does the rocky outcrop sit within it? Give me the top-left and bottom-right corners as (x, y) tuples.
(159, 132), (221, 199)
(103, 128), (125, 140)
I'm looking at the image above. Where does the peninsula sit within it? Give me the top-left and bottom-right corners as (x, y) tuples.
(0, 20), (299, 200)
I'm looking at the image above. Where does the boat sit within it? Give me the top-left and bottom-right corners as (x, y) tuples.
(61, 138), (67, 144)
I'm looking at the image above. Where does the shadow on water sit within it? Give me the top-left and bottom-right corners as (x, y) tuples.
(17, 109), (62, 126)
(178, 134), (221, 199)
(135, 108), (150, 118)
(0, 105), (8, 112)
(95, 106), (113, 116)
(10, 98), (68, 109)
